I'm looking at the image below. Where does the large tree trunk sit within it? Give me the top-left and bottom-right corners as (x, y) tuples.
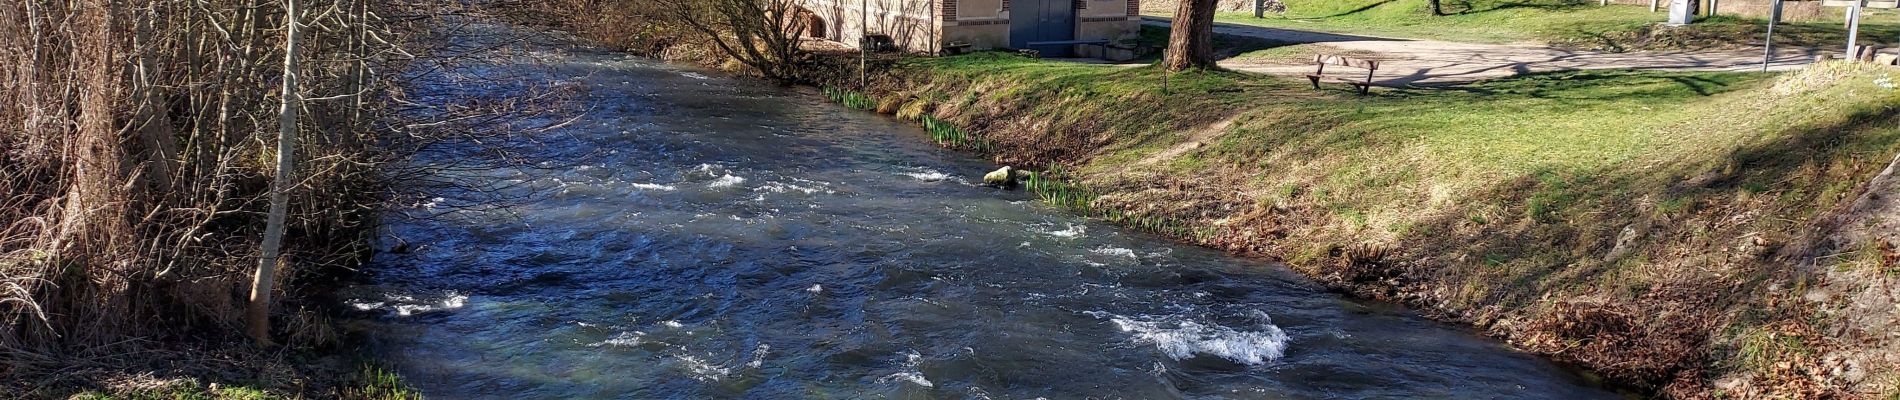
(247, 0), (299, 346)
(1164, 0), (1217, 72)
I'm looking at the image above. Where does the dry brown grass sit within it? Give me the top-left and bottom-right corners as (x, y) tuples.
(1, 0), (409, 391)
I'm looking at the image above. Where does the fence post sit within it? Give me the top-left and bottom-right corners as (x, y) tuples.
(1846, 2), (1864, 60)
(1255, 0), (1265, 18)
(1763, 0), (1782, 71)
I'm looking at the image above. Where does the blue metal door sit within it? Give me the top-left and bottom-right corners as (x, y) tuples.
(1009, 0), (1075, 56)
(1039, 0), (1076, 56)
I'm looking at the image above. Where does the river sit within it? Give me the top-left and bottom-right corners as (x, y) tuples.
(343, 26), (1619, 399)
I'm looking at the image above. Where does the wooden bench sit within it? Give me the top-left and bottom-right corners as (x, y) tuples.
(1306, 54), (1379, 95)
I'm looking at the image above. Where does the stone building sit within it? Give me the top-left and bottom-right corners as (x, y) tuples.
(794, 0), (1142, 56)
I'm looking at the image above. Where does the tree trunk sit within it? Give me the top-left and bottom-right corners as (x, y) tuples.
(247, 0), (299, 346)
(1164, 0), (1217, 72)
(1429, 0), (1445, 15)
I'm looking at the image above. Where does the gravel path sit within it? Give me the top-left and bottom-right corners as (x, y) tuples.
(1143, 17), (1829, 85)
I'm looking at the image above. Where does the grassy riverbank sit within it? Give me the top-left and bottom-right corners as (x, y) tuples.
(503, 1), (1900, 396)
(1175, 0), (1900, 51)
(853, 53), (1900, 397)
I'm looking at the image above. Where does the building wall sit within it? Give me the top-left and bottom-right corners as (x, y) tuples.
(798, 0), (943, 52)
(799, 0), (1140, 54)
(1079, 0), (1141, 44)
(943, 23), (1013, 51)
(1081, 0), (1133, 17)
(959, 0), (1006, 19)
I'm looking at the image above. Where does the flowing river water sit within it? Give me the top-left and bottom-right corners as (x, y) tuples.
(345, 26), (1620, 399)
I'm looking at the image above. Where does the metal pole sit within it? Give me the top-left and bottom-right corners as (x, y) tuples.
(1846, 2), (1863, 61)
(860, 0), (868, 88)
(1763, 0), (1781, 71)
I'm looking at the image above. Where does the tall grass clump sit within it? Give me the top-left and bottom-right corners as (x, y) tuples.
(823, 86), (878, 110)
(1, 0), (411, 378)
(1022, 168), (1095, 210)
(918, 115), (995, 152)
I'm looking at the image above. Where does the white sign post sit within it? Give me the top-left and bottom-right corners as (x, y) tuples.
(1822, 0), (1897, 61)
(1764, 0), (1783, 71)
(1848, 1), (1863, 58)
(1668, 0), (1695, 25)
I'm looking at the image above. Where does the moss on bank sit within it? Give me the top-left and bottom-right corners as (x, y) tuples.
(846, 53), (1900, 397)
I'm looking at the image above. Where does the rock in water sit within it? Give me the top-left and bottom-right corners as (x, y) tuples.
(984, 166), (1016, 187)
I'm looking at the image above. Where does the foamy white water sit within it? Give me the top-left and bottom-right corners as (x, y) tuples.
(1037, 223), (1087, 238)
(591, 331), (645, 348)
(1093, 247), (1139, 259)
(348, 291), (468, 317)
(877, 351), (934, 388)
(707, 175), (746, 188)
(1097, 313), (1289, 366)
(675, 355), (730, 382)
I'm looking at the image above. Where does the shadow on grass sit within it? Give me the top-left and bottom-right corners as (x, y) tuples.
(1457, 0), (1596, 14)
(1375, 84), (1900, 390)
(1312, 0), (1400, 18)
(1140, 19), (1407, 65)
(1411, 69), (1759, 101)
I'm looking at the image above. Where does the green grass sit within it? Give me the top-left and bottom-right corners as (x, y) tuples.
(70, 381), (280, 400)
(1172, 0), (1900, 50)
(822, 86), (876, 110)
(883, 52), (1900, 391)
(63, 364), (423, 400)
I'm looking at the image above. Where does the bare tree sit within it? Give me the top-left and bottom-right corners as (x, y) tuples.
(656, 0), (807, 83)
(248, 0), (301, 346)
(1164, 0), (1218, 72)
(5, 0), (406, 365)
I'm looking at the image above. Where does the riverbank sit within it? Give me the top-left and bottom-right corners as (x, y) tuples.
(860, 55), (1900, 397)
(502, 3), (1898, 397)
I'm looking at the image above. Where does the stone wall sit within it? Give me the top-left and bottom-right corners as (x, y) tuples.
(798, 0), (944, 52)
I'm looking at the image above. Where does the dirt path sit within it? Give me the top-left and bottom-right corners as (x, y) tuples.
(1143, 18), (1830, 85)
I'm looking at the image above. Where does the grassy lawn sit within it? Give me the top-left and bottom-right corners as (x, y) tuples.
(1165, 0), (1900, 50)
(877, 51), (1900, 391)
